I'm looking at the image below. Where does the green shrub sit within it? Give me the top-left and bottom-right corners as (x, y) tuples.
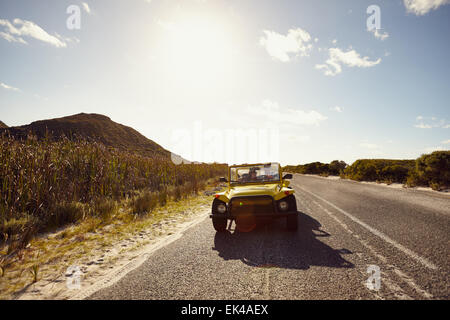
(380, 165), (410, 183)
(286, 152), (449, 190)
(329, 160), (347, 176)
(283, 160), (347, 176)
(414, 151), (450, 189)
(344, 159), (415, 183)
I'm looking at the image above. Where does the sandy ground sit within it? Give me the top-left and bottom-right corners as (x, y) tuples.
(16, 206), (210, 300)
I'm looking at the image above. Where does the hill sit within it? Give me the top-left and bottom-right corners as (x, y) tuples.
(0, 121), (7, 128)
(0, 113), (171, 159)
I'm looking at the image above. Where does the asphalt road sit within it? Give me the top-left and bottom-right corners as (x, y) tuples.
(88, 175), (450, 300)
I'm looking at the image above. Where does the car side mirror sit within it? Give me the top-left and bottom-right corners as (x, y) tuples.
(282, 174), (293, 180)
(219, 177), (228, 183)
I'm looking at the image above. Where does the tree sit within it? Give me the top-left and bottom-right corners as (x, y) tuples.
(329, 160), (347, 176)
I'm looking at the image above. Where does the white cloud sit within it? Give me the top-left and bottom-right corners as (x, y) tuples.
(316, 48), (381, 76)
(0, 18), (67, 47)
(414, 116), (449, 129)
(330, 106), (343, 112)
(369, 28), (389, 41)
(0, 31), (27, 44)
(415, 123), (433, 129)
(0, 82), (20, 92)
(246, 100), (327, 126)
(404, 0), (450, 15)
(259, 28), (313, 62)
(81, 2), (91, 14)
(54, 32), (80, 44)
(441, 139), (450, 144)
(332, 39), (337, 44)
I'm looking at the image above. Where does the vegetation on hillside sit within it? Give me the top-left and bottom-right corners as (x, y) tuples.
(0, 121), (7, 129)
(284, 151), (450, 190)
(0, 113), (171, 159)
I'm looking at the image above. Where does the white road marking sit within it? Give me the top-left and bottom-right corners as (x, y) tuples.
(297, 186), (438, 271)
(307, 197), (433, 299)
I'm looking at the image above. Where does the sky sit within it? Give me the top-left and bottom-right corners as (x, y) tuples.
(0, 0), (449, 166)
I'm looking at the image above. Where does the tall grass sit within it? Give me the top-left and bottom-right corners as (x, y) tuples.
(0, 134), (226, 242)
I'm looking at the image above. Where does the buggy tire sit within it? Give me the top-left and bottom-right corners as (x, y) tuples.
(287, 214), (298, 231)
(212, 216), (227, 232)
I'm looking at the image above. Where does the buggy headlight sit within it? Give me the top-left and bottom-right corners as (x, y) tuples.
(279, 200), (288, 211)
(217, 203), (227, 214)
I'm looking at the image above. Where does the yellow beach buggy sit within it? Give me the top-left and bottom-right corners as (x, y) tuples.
(210, 163), (298, 232)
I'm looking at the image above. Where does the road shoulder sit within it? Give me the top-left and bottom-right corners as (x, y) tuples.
(10, 197), (211, 300)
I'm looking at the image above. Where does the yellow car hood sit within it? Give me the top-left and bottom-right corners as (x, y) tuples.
(228, 183), (281, 198)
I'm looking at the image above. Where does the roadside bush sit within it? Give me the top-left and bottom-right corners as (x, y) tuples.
(174, 185), (183, 201)
(180, 182), (194, 199)
(92, 198), (116, 220)
(380, 165), (410, 183)
(286, 151), (449, 190)
(344, 160), (377, 181)
(130, 191), (158, 215)
(0, 213), (37, 241)
(344, 159), (415, 183)
(158, 189), (168, 207)
(405, 171), (426, 188)
(329, 160), (347, 176)
(44, 202), (85, 232)
(284, 160), (347, 176)
(414, 151), (450, 190)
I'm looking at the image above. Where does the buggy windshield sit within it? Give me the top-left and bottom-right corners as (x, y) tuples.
(230, 163), (280, 184)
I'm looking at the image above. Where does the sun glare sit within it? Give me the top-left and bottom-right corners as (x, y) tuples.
(158, 14), (235, 90)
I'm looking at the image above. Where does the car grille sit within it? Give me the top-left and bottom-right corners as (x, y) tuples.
(229, 196), (275, 216)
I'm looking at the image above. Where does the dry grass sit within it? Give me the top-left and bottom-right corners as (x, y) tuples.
(0, 190), (214, 300)
(0, 134), (226, 248)
(0, 133), (226, 299)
